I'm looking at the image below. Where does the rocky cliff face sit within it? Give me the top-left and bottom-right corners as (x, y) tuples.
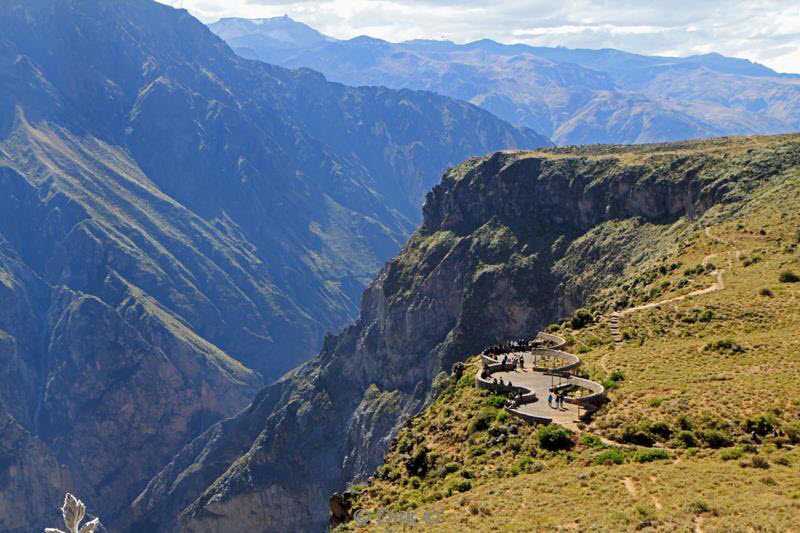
(0, 0), (549, 529)
(0, 401), (72, 533)
(131, 134), (800, 532)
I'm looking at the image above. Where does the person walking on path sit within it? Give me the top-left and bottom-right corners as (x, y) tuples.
(548, 393), (553, 407)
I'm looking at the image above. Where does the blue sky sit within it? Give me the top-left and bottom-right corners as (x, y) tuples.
(161, 0), (800, 74)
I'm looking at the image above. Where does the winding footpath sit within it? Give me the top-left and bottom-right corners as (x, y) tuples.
(475, 333), (606, 430)
(609, 227), (736, 345)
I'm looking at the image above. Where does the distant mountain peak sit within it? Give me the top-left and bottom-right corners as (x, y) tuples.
(209, 14), (335, 46)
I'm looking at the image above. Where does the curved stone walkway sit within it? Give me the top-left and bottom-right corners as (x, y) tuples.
(475, 333), (606, 428)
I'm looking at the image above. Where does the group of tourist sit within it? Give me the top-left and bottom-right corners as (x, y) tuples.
(479, 335), (574, 414)
(547, 392), (567, 409)
(502, 353), (525, 369)
(506, 390), (525, 409)
(482, 339), (532, 357)
(488, 375), (511, 389)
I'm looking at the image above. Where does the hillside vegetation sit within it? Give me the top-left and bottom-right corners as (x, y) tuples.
(336, 135), (800, 532)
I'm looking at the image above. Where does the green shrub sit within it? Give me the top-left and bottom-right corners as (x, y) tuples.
(779, 270), (800, 283)
(457, 371), (474, 389)
(570, 308), (594, 329)
(468, 445), (485, 457)
(537, 425), (574, 451)
(496, 410), (510, 423)
(620, 424), (655, 447)
(577, 345), (591, 354)
(699, 309), (715, 322)
(376, 464), (392, 480)
(783, 424), (800, 444)
(444, 462), (460, 474)
(673, 430), (698, 448)
(386, 468), (403, 481)
(686, 500), (710, 514)
(684, 265), (705, 276)
(751, 456), (770, 469)
(405, 446), (429, 477)
(608, 369), (626, 382)
(720, 447), (744, 461)
(446, 478), (472, 494)
(648, 397), (663, 408)
(469, 408), (496, 434)
(742, 255), (762, 267)
(675, 415), (693, 431)
(584, 335), (604, 347)
(744, 414), (778, 436)
(513, 455), (535, 474)
(547, 323), (561, 333)
(581, 434), (604, 448)
(704, 339), (746, 354)
(593, 448), (626, 465)
(701, 429), (732, 449)
(634, 448), (671, 463)
(648, 421), (673, 441)
(506, 438), (522, 453)
(483, 395), (506, 408)
(602, 379), (620, 390)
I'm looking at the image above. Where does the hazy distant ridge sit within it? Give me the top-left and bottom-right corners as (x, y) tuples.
(211, 16), (800, 145)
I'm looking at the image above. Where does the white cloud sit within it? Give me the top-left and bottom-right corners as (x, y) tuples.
(159, 0), (800, 73)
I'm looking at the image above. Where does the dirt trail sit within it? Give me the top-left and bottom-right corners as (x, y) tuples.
(623, 477), (638, 497)
(695, 516), (705, 533)
(609, 226), (737, 343)
(651, 495), (663, 511)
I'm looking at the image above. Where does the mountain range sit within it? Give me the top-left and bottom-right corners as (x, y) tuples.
(0, 0), (548, 530)
(210, 16), (800, 145)
(2, 2), (799, 532)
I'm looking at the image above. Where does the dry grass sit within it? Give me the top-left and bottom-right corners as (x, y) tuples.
(577, 178), (800, 446)
(337, 164), (800, 533)
(359, 448), (800, 532)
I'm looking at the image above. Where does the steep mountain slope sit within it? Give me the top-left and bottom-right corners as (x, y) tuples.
(0, 0), (548, 529)
(211, 17), (800, 145)
(130, 134), (800, 532)
(344, 162), (800, 532)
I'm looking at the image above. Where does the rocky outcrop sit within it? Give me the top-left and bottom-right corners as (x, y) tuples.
(0, 401), (72, 533)
(329, 492), (354, 529)
(132, 135), (800, 532)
